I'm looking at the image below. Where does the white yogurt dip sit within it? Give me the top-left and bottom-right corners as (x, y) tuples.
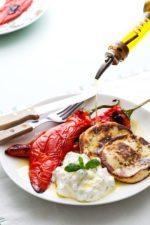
(52, 152), (115, 202)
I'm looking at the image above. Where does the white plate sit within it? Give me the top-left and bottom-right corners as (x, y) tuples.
(0, 0), (48, 35)
(0, 94), (150, 206)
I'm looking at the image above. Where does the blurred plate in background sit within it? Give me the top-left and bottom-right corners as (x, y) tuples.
(0, 0), (48, 35)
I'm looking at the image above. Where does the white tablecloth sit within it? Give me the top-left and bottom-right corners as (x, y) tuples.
(0, 0), (150, 224)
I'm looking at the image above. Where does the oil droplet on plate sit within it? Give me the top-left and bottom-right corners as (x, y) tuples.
(17, 159), (29, 168)
(131, 119), (142, 135)
(115, 181), (122, 189)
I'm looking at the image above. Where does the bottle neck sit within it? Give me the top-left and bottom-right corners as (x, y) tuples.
(107, 14), (150, 65)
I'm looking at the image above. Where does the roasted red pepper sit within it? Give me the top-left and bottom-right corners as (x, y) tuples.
(30, 110), (91, 193)
(6, 111), (91, 193)
(5, 131), (45, 158)
(0, 0), (33, 25)
(5, 144), (30, 158)
(94, 105), (131, 128)
(92, 99), (150, 129)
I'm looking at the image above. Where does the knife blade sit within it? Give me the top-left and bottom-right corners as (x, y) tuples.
(0, 88), (96, 131)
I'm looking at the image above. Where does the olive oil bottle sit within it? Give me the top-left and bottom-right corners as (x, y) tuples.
(95, 1), (150, 80)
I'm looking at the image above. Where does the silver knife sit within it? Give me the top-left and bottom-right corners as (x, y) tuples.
(0, 88), (96, 131)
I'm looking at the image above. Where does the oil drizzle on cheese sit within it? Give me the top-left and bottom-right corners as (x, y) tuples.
(131, 119), (140, 134)
(94, 79), (100, 124)
(115, 181), (122, 189)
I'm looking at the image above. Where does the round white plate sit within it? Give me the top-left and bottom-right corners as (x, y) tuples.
(0, 0), (48, 35)
(0, 94), (150, 206)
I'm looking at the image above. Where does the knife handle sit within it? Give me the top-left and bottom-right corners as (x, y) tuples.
(0, 123), (33, 144)
(0, 108), (39, 130)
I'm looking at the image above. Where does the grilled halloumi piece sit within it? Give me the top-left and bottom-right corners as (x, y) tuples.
(100, 136), (150, 183)
(79, 122), (150, 183)
(79, 122), (132, 157)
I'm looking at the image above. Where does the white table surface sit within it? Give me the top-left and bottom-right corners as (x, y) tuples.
(0, 0), (150, 224)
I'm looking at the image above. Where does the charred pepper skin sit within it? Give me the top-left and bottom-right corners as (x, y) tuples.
(93, 105), (131, 128)
(5, 131), (46, 158)
(29, 110), (91, 193)
(0, 0), (33, 25)
(5, 144), (30, 158)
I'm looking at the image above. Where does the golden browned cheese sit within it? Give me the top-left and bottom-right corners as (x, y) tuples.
(79, 122), (132, 157)
(79, 122), (150, 183)
(100, 136), (150, 183)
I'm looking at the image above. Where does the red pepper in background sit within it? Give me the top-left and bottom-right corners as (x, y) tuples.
(0, 0), (33, 25)
(92, 99), (150, 129)
(93, 105), (131, 128)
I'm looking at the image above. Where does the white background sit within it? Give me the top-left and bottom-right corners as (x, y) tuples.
(0, 0), (150, 225)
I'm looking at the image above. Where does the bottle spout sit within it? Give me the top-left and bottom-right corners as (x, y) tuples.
(95, 53), (114, 80)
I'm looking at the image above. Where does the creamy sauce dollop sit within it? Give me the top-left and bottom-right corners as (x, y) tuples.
(52, 152), (115, 202)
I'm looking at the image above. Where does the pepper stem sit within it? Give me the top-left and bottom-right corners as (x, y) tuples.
(90, 99), (120, 115)
(124, 99), (150, 118)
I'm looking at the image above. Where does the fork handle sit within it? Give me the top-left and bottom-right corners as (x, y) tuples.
(0, 108), (39, 130)
(0, 123), (33, 144)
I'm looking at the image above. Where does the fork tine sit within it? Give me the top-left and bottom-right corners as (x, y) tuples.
(57, 105), (73, 115)
(58, 102), (83, 117)
(47, 101), (84, 123)
(58, 105), (76, 117)
(61, 102), (84, 120)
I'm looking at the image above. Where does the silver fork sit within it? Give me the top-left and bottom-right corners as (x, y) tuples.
(0, 217), (6, 224)
(48, 101), (84, 122)
(0, 101), (84, 144)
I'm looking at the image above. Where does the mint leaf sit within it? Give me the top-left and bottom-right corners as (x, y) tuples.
(85, 159), (100, 169)
(78, 156), (84, 169)
(65, 163), (81, 172)
(65, 157), (100, 172)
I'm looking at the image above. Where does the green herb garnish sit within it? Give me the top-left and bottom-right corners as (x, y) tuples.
(65, 157), (100, 172)
(85, 159), (100, 169)
(65, 163), (81, 172)
(78, 156), (84, 169)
